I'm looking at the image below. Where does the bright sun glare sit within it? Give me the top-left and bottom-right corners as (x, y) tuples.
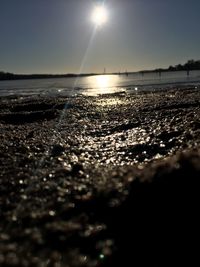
(91, 6), (108, 26)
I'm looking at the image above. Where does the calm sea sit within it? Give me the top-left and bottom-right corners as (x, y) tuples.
(0, 70), (200, 97)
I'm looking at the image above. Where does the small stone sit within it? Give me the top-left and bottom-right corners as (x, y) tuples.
(99, 254), (105, 260)
(11, 215), (17, 222)
(49, 210), (56, 216)
(0, 233), (10, 241)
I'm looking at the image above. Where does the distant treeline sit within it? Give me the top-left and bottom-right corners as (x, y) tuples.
(154, 60), (200, 73)
(0, 72), (98, 81)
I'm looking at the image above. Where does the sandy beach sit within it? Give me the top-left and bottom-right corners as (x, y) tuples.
(0, 87), (200, 266)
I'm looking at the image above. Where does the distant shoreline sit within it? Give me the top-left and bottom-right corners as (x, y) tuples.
(0, 69), (200, 82)
(0, 72), (102, 81)
(1, 59), (200, 81)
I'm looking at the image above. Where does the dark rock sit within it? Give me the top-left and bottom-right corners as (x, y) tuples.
(51, 144), (65, 157)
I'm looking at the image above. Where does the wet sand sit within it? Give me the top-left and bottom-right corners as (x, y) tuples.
(0, 87), (200, 266)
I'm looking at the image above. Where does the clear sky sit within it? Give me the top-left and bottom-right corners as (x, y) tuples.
(0, 0), (200, 74)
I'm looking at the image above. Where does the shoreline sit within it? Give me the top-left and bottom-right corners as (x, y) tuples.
(0, 87), (200, 266)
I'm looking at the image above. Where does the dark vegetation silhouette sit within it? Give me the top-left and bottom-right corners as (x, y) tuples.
(0, 72), (76, 80)
(0, 72), (99, 81)
(139, 59), (200, 75)
(154, 59), (200, 73)
(168, 59), (200, 71)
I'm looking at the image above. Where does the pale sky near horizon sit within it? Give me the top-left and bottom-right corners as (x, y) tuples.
(0, 0), (200, 74)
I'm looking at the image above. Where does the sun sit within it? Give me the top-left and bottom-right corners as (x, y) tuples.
(91, 6), (108, 26)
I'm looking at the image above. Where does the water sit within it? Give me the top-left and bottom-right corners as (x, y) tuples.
(0, 70), (200, 97)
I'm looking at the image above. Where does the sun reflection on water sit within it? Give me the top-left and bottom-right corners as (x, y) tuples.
(96, 75), (113, 88)
(84, 75), (123, 95)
